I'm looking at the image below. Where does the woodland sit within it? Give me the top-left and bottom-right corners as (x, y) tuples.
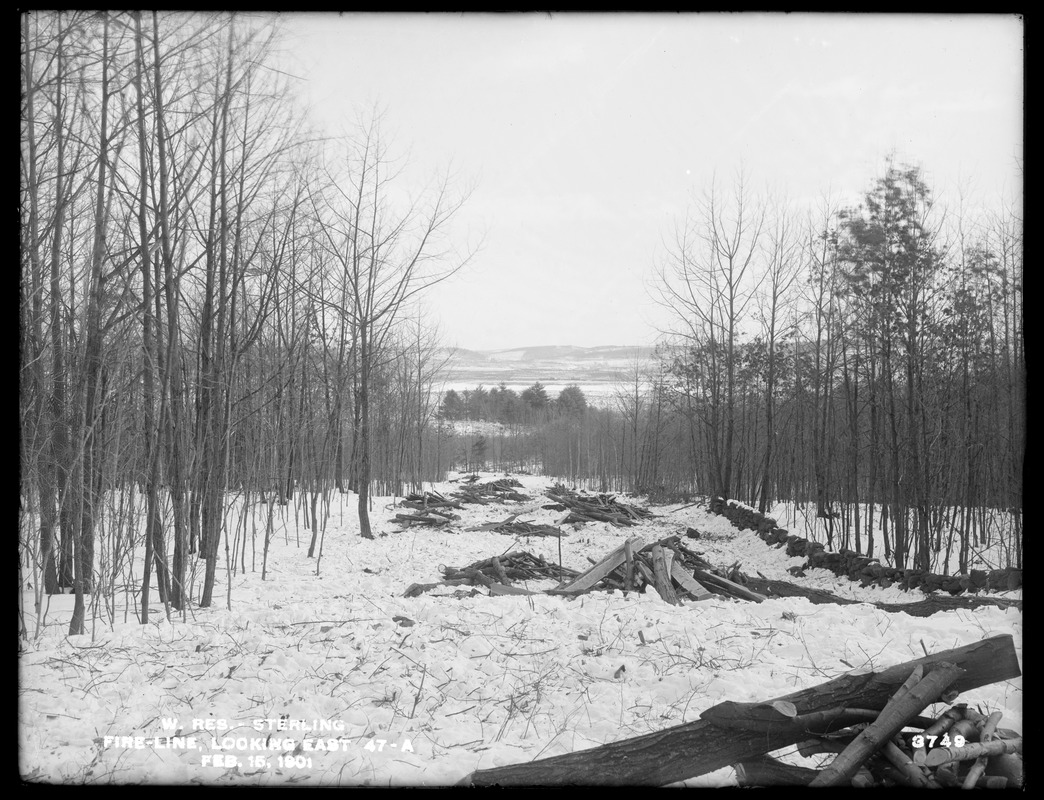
(20, 12), (1023, 640)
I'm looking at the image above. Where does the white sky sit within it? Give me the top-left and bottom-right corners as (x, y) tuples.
(276, 12), (1023, 352)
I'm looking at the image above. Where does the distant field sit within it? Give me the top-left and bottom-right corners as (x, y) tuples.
(438, 344), (659, 405)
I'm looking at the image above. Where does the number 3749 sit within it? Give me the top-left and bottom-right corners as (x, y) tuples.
(909, 733), (966, 749)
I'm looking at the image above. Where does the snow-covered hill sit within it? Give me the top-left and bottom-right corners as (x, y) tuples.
(439, 344), (659, 404)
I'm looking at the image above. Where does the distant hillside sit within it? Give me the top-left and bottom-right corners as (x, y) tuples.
(439, 344), (662, 404)
(444, 344), (657, 365)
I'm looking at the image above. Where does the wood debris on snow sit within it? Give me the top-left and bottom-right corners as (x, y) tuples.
(460, 634), (1023, 788)
(544, 484), (655, 527)
(451, 477), (531, 504)
(466, 514), (567, 538)
(402, 551), (581, 597)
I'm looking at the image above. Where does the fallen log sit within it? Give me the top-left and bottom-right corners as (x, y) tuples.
(735, 755), (819, 787)
(741, 577), (1022, 616)
(670, 562), (713, 601)
(459, 634), (1020, 786)
(650, 545), (679, 605)
(808, 662), (963, 786)
(924, 735), (1022, 768)
(690, 568), (767, 603)
(550, 536), (644, 595)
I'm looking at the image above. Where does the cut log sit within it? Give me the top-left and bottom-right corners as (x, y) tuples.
(880, 740), (936, 788)
(624, 538), (634, 591)
(670, 562), (713, 601)
(650, 545), (679, 605)
(962, 709), (1004, 788)
(459, 634), (1020, 786)
(551, 536), (644, 595)
(808, 662), (963, 786)
(744, 577), (1022, 616)
(691, 568), (767, 602)
(735, 755), (818, 786)
(923, 736), (1022, 768)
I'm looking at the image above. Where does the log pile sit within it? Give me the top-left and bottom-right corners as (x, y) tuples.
(549, 534), (764, 604)
(544, 485), (655, 527)
(451, 478), (531, 504)
(459, 634), (1022, 787)
(709, 497), (1023, 594)
(466, 515), (567, 538)
(399, 490), (464, 512)
(734, 692), (1022, 788)
(393, 508), (460, 528)
(402, 551), (580, 597)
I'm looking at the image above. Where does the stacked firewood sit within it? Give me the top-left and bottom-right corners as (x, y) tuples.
(402, 551), (580, 597)
(543, 485), (655, 527)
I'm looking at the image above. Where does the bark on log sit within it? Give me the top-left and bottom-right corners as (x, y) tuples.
(650, 545), (679, 605)
(690, 568), (767, 602)
(808, 662), (963, 786)
(880, 740), (936, 788)
(734, 755), (818, 786)
(459, 634), (1020, 786)
(744, 577), (1022, 616)
(552, 536), (644, 594)
(670, 562), (713, 601)
(923, 735), (1022, 768)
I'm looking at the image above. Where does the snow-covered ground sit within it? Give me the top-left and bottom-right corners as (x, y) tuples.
(18, 474), (1022, 786)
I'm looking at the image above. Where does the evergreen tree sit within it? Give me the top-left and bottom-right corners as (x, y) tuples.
(556, 384), (588, 417)
(439, 389), (463, 421)
(521, 382), (549, 418)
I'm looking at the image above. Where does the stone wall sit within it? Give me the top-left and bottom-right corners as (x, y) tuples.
(708, 497), (1022, 594)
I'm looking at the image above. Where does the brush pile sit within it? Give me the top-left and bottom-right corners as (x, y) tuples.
(444, 551), (579, 583)
(392, 507), (459, 528)
(543, 484), (655, 527)
(466, 514), (567, 538)
(399, 490), (463, 512)
(402, 551), (580, 597)
(451, 478), (531, 504)
(549, 534), (767, 605)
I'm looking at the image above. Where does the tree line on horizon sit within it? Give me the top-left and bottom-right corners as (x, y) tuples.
(437, 382), (588, 425)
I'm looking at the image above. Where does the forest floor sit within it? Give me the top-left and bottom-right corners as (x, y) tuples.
(18, 473), (1023, 786)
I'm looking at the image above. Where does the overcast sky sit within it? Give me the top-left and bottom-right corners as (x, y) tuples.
(277, 12), (1023, 352)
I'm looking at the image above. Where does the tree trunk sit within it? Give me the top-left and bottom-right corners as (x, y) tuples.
(70, 13), (112, 635)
